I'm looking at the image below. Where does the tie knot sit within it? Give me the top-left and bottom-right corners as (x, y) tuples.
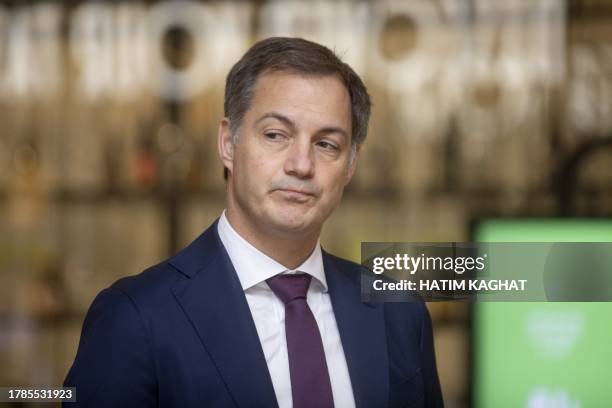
(266, 273), (312, 304)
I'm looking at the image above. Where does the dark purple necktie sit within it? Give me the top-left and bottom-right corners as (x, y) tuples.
(266, 273), (334, 408)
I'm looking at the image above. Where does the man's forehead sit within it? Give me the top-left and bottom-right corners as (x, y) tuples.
(247, 71), (352, 127)
(255, 69), (342, 86)
(252, 70), (347, 97)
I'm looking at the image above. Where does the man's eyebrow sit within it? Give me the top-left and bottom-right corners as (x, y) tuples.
(255, 112), (350, 141)
(254, 112), (297, 132)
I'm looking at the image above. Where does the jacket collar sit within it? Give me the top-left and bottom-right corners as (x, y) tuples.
(170, 220), (279, 408)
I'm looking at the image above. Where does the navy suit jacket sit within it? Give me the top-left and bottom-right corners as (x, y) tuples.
(64, 220), (443, 407)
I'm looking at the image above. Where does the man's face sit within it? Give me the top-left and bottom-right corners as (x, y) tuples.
(219, 71), (359, 238)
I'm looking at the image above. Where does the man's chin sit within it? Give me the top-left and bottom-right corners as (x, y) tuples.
(266, 214), (318, 237)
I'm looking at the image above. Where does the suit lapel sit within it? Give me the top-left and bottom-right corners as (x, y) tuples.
(323, 251), (389, 408)
(170, 221), (278, 408)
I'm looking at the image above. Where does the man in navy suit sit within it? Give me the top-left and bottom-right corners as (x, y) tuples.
(64, 37), (443, 407)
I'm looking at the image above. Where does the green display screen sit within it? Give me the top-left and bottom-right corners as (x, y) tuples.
(473, 219), (612, 407)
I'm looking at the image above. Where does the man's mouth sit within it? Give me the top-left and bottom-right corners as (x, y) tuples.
(279, 188), (314, 195)
(275, 188), (316, 202)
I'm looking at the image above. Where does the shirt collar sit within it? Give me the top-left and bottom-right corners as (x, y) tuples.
(217, 210), (328, 292)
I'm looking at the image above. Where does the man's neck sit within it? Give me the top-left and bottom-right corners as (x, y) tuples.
(224, 208), (319, 270)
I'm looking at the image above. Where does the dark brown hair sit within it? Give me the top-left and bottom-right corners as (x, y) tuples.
(223, 37), (371, 178)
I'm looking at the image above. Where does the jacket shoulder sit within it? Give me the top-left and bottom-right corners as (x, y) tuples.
(109, 260), (183, 306)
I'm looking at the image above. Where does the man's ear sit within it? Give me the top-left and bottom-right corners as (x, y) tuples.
(345, 143), (361, 186)
(218, 118), (235, 175)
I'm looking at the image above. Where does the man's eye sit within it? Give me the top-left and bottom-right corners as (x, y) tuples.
(317, 141), (339, 150)
(264, 132), (283, 140)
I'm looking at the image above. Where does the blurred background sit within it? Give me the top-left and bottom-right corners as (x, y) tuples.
(1, 0), (611, 407)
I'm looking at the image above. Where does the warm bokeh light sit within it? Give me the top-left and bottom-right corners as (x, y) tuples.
(1, 1), (611, 407)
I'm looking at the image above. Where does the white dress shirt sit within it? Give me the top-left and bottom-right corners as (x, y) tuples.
(217, 211), (356, 408)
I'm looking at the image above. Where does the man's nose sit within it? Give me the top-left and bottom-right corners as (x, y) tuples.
(284, 140), (314, 179)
